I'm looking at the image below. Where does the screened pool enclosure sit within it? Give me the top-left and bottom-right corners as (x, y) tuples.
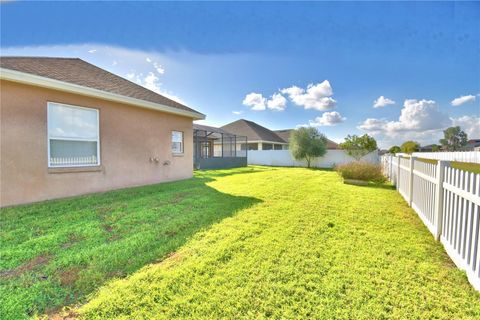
(193, 124), (248, 169)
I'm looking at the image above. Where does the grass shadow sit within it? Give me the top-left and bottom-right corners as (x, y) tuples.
(363, 182), (396, 190)
(0, 175), (261, 319)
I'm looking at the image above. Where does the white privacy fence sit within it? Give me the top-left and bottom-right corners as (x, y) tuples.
(248, 150), (379, 168)
(381, 155), (480, 291)
(398, 151), (480, 164)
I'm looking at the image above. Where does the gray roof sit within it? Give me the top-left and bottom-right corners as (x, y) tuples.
(1, 56), (203, 116)
(193, 123), (234, 135)
(221, 119), (287, 143)
(274, 129), (293, 143)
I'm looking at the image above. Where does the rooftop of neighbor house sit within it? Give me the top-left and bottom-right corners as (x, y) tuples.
(221, 119), (288, 144)
(0, 56), (204, 118)
(193, 123), (236, 135)
(220, 119), (339, 149)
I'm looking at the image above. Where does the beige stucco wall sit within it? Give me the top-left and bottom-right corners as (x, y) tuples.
(0, 80), (194, 207)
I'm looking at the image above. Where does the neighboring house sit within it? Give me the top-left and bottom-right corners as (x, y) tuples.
(193, 123), (247, 169)
(0, 57), (204, 207)
(465, 139), (480, 151)
(221, 119), (288, 150)
(221, 120), (339, 151)
(419, 144), (439, 152)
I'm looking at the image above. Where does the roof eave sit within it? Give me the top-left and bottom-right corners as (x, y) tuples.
(0, 68), (206, 120)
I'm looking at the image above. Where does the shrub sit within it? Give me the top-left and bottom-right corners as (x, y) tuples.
(335, 162), (386, 183)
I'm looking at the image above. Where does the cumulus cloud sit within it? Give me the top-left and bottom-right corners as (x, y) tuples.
(88, 49), (96, 53)
(281, 80), (337, 110)
(452, 115), (480, 138)
(373, 96), (395, 108)
(144, 57), (165, 74)
(125, 71), (184, 104)
(358, 99), (451, 147)
(243, 92), (266, 111)
(307, 111), (346, 127)
(153, 62), (165, 74)
(451, 95), (476, 106)
(232, 111), (243, 115)
(266, 93), (287, 111)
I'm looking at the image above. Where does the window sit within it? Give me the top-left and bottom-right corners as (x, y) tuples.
(262, 143), (273, 150)
(274, 144), (283, 150)
(172, 131), (184, 154)
(47, 102), (100, 167)
(247, 143), (258, 150)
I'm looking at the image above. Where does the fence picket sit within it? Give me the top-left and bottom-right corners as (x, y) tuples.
(381, 154), (480, 291)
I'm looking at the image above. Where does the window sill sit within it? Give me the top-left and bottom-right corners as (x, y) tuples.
(172, 153), (184, 157)
(48, 166), (104, 174)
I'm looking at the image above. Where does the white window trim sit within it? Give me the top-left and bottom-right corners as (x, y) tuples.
(47, 101), (101, 168)
(172, 130), (184, 154)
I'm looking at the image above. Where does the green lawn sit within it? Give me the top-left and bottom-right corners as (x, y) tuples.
(0, 169), (260, 319)
(2, 167), (480, 319)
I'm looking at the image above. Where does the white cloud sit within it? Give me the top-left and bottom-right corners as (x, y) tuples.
(281, 80), (337, 110)
(88, 49), (96, 53)
(146, 57), (152, 63)
(232, 111), (243, 115)
(153, 62), (165, 74)
(266, 93), (287, 111)
(143, 72), (161, 93)
(308, 111), (346, 127)
(125, 71), (184, 104)
(452, 115), (480, 138)
(358, 99), (451, 147)
(242, 92), (266, 111)
(451, 95), (476, 106)
(373, 96), (395, 108)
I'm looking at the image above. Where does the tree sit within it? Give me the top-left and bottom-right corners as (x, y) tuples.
(290, 127), (327, 168)
(439, 126), (468, 151)
(339, 134), (378, 161)
(388, 146), (401, 154)
(431, 144), (441, 152)
(400, 141), (420, 154)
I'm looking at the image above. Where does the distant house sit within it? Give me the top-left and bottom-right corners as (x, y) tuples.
(193, 123), (247, 169)
(419, 144), (439, 152)
(465, 139), (480, 151)
(221, 119), (288, 150)
(221, 119), (339, 151)
(0, 57), (204, 207)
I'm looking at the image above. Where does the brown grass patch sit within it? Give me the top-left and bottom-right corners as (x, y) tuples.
(59, 267), (81, 287)
(0, 254), (51, 279)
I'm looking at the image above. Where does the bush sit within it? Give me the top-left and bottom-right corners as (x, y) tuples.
(335, 162), (386, 183)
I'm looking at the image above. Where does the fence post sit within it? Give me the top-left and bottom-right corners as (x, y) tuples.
(408, 156), (416, 206)
(388, 155), (392, 180)
(396, 155), (402, 190)
(434, 160), (449, 241)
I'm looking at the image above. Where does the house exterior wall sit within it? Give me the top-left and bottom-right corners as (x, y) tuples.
(1, 80), (194, 207)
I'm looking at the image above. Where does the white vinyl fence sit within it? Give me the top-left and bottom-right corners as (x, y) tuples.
(398, 151), (480, 164)
(381, 155), (480, 291)
(248, 150), (379, 168)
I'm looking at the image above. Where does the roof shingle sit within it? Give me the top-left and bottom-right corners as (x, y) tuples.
(221, 119), (287, 143)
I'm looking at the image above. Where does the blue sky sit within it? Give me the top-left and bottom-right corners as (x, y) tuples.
(1, 1), (479, 148)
